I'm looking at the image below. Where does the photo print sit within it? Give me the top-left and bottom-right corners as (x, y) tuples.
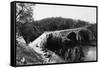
(11, 1), (97, 67)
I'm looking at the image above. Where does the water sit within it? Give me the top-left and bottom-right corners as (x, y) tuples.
(83, 46), (96, 61)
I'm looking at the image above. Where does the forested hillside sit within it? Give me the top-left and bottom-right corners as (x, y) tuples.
(18, 17), (96, 44)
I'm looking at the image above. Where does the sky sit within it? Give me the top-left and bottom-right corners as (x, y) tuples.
(33, 4), (96, 23)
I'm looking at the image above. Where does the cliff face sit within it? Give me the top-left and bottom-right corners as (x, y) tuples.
(29, 27), (96, 63)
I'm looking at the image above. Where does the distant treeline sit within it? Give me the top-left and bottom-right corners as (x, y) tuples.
(16, 17), (96, 43)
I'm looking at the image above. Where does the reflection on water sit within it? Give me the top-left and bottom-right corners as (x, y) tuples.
(83, 46), (96, 61)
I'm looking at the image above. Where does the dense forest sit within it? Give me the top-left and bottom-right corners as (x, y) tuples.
(17, 17), (96, 44)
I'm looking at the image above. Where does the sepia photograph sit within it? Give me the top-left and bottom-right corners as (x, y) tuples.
(14, 1), (97, 66)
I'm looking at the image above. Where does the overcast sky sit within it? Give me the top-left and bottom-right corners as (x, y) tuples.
(33, 4), (96, 23)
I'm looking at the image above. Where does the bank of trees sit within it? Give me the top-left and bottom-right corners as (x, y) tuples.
(19, 17), (96, 43)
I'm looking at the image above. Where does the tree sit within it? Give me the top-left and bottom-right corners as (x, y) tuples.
(16, 3), (35, 23)
(73, 20), (89, 28)
(87, 24), (97, 40)
(16, 3), (35, 38)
